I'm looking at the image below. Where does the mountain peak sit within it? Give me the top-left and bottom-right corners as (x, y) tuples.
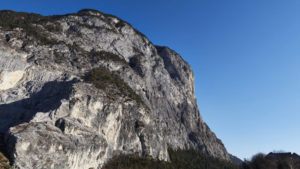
(0, 9), (231, 169)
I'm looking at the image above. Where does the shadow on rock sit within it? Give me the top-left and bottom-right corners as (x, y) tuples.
(0, 79), (77, 133)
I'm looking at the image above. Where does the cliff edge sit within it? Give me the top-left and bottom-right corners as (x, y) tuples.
(0, 9), (230, 169)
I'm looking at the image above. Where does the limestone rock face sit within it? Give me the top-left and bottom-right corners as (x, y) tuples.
(0, 9), (230, 169)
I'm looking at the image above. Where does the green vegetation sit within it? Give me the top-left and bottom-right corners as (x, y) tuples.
(88, 50), (127, 64)
(78, 9), (103, 15)
(84, 67), (144, 105)
(0, 8), (148, 47)
(102, 150), (300, 169)
(66, 43), (124, 63)
(242, 154), (277, 169)
(0, 9), (145, 74)
(0, 10), (63, 46)
(0, 10), (43, 30)
(53, 41), (128, 65)
(241, 153), (299, 169)
(102, 149), (239, 169)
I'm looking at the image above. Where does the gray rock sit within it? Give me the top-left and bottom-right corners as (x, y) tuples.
(0, 9), (231, 169)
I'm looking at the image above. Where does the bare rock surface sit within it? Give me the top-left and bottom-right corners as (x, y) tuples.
(0, 9), (230, 169)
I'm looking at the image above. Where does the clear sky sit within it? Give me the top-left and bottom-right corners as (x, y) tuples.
(1, 0), (299, 160)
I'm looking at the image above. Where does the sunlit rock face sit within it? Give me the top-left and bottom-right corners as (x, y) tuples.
(0, 9), (230, 169)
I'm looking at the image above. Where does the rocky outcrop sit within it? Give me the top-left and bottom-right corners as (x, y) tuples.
(0, 9), (230, 169)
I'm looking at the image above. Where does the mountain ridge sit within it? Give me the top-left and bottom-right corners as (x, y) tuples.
(0, 9), (234, 169)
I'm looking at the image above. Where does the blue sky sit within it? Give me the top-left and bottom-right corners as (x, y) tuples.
(1, 0), (299, 160)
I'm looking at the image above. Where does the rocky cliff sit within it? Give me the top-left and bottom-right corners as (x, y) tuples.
(0, 9), (230, 169)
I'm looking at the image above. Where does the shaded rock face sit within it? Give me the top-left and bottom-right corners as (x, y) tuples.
(0, 9), (230, 169)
